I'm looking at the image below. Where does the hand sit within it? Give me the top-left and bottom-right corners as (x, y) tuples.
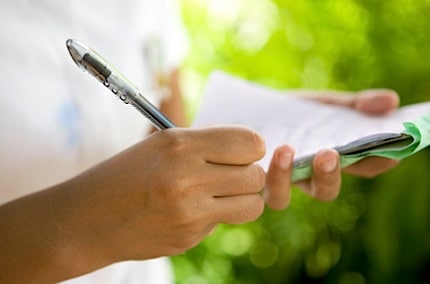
(263, 89), (401, 210)
(0, 126), (267, 283)
(66, 126), (268, 266)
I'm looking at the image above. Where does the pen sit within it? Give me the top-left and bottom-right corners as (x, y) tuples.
(66, 39), (175, 130)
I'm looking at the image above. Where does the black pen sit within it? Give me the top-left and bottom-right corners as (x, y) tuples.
(66, 39), (175, 130)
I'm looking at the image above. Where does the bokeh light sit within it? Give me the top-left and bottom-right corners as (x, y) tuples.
(174, 0), (430, 283)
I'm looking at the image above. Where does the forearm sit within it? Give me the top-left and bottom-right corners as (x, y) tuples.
(0, 125), (271, 282)
(0, 181), (110, 283)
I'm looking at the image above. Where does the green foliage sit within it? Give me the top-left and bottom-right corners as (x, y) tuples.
(174, 0), (430, 283)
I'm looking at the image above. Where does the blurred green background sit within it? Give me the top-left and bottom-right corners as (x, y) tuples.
(172, 0), (430, 283)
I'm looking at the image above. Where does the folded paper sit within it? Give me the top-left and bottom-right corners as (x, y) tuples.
(192, 71), (430, 182)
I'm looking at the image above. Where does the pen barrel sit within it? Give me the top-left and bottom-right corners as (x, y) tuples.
(66, 39), (175, 130)
(131, 92), (176, 130)
(107, 72), (175, 130)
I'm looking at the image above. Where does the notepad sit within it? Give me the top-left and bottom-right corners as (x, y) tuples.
(192, 71), (430, 182)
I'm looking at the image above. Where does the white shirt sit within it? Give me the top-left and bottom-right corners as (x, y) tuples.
(0, 0), (188, 282)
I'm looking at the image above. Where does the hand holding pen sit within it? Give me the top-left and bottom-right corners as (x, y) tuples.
(3, 39), (399, 282)
(65, 39), (398, 211)
(63, 39), (271, 260)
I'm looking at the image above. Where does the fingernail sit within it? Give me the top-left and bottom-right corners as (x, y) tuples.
(320, 158), (337, 173)
(278, 152), (293, 170)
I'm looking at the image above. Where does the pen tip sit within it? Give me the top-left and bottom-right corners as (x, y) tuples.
(66, 38), (74, 48)
(66, 39), (89, 66)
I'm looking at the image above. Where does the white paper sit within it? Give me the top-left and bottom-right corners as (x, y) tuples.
(192, 71), (430, 169)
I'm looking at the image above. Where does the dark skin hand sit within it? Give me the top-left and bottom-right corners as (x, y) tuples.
(0, 67), (400, 283)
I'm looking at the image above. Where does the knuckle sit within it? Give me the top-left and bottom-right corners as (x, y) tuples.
(247, 196), (265, 221)
(154, 176), (191, 204)
(174, 207), (198, 226)
(254, 166), (266, 188)
(251, 131), (266, 157)
(244, 165), (266, 191)
(236, 126), (266, 158)
(161, 130), (192, 157)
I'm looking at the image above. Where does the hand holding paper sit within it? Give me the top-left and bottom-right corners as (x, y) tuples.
(192, 71), (430, 182)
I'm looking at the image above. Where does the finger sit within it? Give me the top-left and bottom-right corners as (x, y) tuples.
(211, 194), (265, 224)
(293, 90), (358, 107)
(354, 89), (399, 115)
(343, 157), (400, 178)
(294, 89), (399, 115)
(298, 149), (341, 202)
(264, 145), (295, 210)
(204, 164), (266, 197)
(187, 126), (266, 165)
